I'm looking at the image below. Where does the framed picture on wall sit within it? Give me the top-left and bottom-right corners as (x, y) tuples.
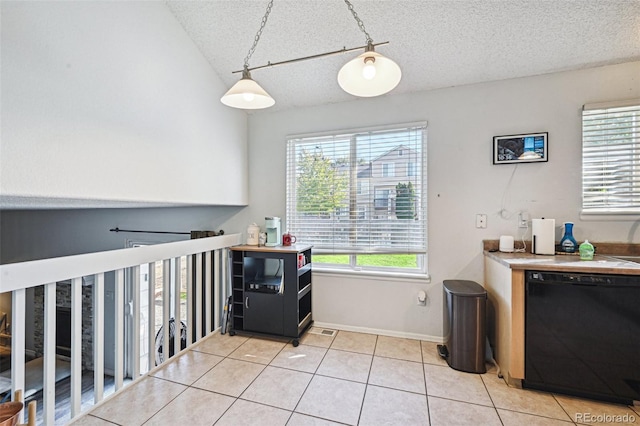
(493, 132), (548, 164)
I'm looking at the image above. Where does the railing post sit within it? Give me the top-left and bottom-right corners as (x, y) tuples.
(195, 253), (203, 340)
(205, 251), (212, 335)
(147, 262), (156, 370)
(11, 289), (26, 424)
(173, 257), (181, 357)
(71, 277), (82, 417)
(43, 282), (57, 425)
(186, 256), (193, 346)
(162, 259), (170, 364)
(94, 273), (105, 404)
(131, 265), (141, 379)
(214, 250), (221, 332)
(114, 269), (125, 390)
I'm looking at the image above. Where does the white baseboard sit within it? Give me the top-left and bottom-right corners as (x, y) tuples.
(312, 321), (443, 343)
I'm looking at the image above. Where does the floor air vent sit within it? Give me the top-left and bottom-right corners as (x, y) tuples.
(308, 328), (337, 337)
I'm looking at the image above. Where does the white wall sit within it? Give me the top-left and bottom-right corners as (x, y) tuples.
(248, 61), (640, 340)
(0, 1), (248, 208)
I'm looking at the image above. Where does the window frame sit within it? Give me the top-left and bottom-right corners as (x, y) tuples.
(285, 122), (428, 277)
(582, 99), (640, 217)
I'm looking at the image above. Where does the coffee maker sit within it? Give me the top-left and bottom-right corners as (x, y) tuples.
(265, 217), (281, 247)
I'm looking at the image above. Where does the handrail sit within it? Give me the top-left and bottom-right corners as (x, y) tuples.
(0, 233), (241, 292)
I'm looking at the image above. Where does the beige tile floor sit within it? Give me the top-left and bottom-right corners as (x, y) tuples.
(71, 328), (640, 425)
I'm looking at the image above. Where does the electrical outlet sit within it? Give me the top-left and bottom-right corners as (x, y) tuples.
(518, 212), (528, 228)
(476, 214), (487, 229)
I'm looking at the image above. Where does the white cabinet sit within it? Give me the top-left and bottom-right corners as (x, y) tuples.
(484, 255), (525, 386)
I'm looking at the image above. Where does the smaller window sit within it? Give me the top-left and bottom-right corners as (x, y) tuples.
(374, 188), (390, 209)
(582, 99), (640, 214)
(357, 206), (367, 220)
(382, 163), (395, 177)
(407, 162), (417, 177)
(357, 180), (369, 195)
(336, 206), (349, 217)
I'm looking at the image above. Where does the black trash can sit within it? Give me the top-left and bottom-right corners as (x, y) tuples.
(437, 280), (487, 373)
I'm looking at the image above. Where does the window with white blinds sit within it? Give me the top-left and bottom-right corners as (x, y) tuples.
(286, 123), (427, 274)
(582, 99), (640, 214)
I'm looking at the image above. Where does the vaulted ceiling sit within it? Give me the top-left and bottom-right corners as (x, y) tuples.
(166, 0), (640, 112)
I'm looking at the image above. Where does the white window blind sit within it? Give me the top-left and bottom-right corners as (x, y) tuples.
(582, 99), (640, 213)
(286, 124), (427, 255)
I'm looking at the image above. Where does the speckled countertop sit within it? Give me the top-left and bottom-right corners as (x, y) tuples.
(484, 250), (640, 275)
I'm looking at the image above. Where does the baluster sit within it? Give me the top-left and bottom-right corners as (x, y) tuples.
(162, 259), (170, 363)
(131, 266), (140, 379)
(114, 269), (124, 390)
(205, 251), (212, 335)
(213, 249), (221, 332)
(11, 289), (26, 424)
(70, 277), (82, 417)
(147, 262), (156, 370)
(43, 282), (56, 425)
(186, 256), (193, 346)
(93, 273), (105, 403)
(173, 257), (182, 357)
(195, 253), (203, 340)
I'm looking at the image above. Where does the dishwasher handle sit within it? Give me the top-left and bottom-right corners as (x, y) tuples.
(526, 270), (639, 287)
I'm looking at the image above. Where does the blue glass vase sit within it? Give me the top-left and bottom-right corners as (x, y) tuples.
(560, 222), (578, 253)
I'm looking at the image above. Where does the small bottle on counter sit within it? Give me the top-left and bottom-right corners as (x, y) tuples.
(560, 222), (578, 253)
(579, 240), (594, 260)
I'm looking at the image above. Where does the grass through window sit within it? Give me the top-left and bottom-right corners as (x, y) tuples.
(312, 254), (417, 268)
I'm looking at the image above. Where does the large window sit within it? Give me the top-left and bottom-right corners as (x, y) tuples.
(582, 99), (640, 214)
(286, 123), (427, 275)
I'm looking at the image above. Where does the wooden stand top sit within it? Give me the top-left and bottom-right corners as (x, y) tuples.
(231, 244), (313, 254)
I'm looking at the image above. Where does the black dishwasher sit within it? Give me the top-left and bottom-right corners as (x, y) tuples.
(524, 270), (640, 404)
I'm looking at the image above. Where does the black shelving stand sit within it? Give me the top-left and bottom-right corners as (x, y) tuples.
(229, 244), (312, 346)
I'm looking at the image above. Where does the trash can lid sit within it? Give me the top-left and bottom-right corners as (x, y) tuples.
(443, 280), (486, 297)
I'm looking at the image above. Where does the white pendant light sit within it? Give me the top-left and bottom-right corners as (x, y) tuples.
(220, 0), (275, 110)
(220, 0), (402, 109)
(338, 42), (402, 97)
(221, 68), (275, 110)
(338, 1), (402, 97)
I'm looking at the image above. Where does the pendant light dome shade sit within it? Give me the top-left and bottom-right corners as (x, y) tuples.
(220, 70), (275, 110)
(338, 49), (401, 97)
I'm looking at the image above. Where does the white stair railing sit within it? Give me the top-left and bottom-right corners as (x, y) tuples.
(0, 233), (241, 425)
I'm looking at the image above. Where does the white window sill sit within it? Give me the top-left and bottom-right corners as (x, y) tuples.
(580, 211), (640, 221)
(313, 267), (431, 283)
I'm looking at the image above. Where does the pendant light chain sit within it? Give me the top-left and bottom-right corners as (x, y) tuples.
(243, 0), (274, 69)
(343, 0), (373, 44)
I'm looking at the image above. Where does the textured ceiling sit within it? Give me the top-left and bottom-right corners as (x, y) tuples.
(166, 0), (640, 113)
